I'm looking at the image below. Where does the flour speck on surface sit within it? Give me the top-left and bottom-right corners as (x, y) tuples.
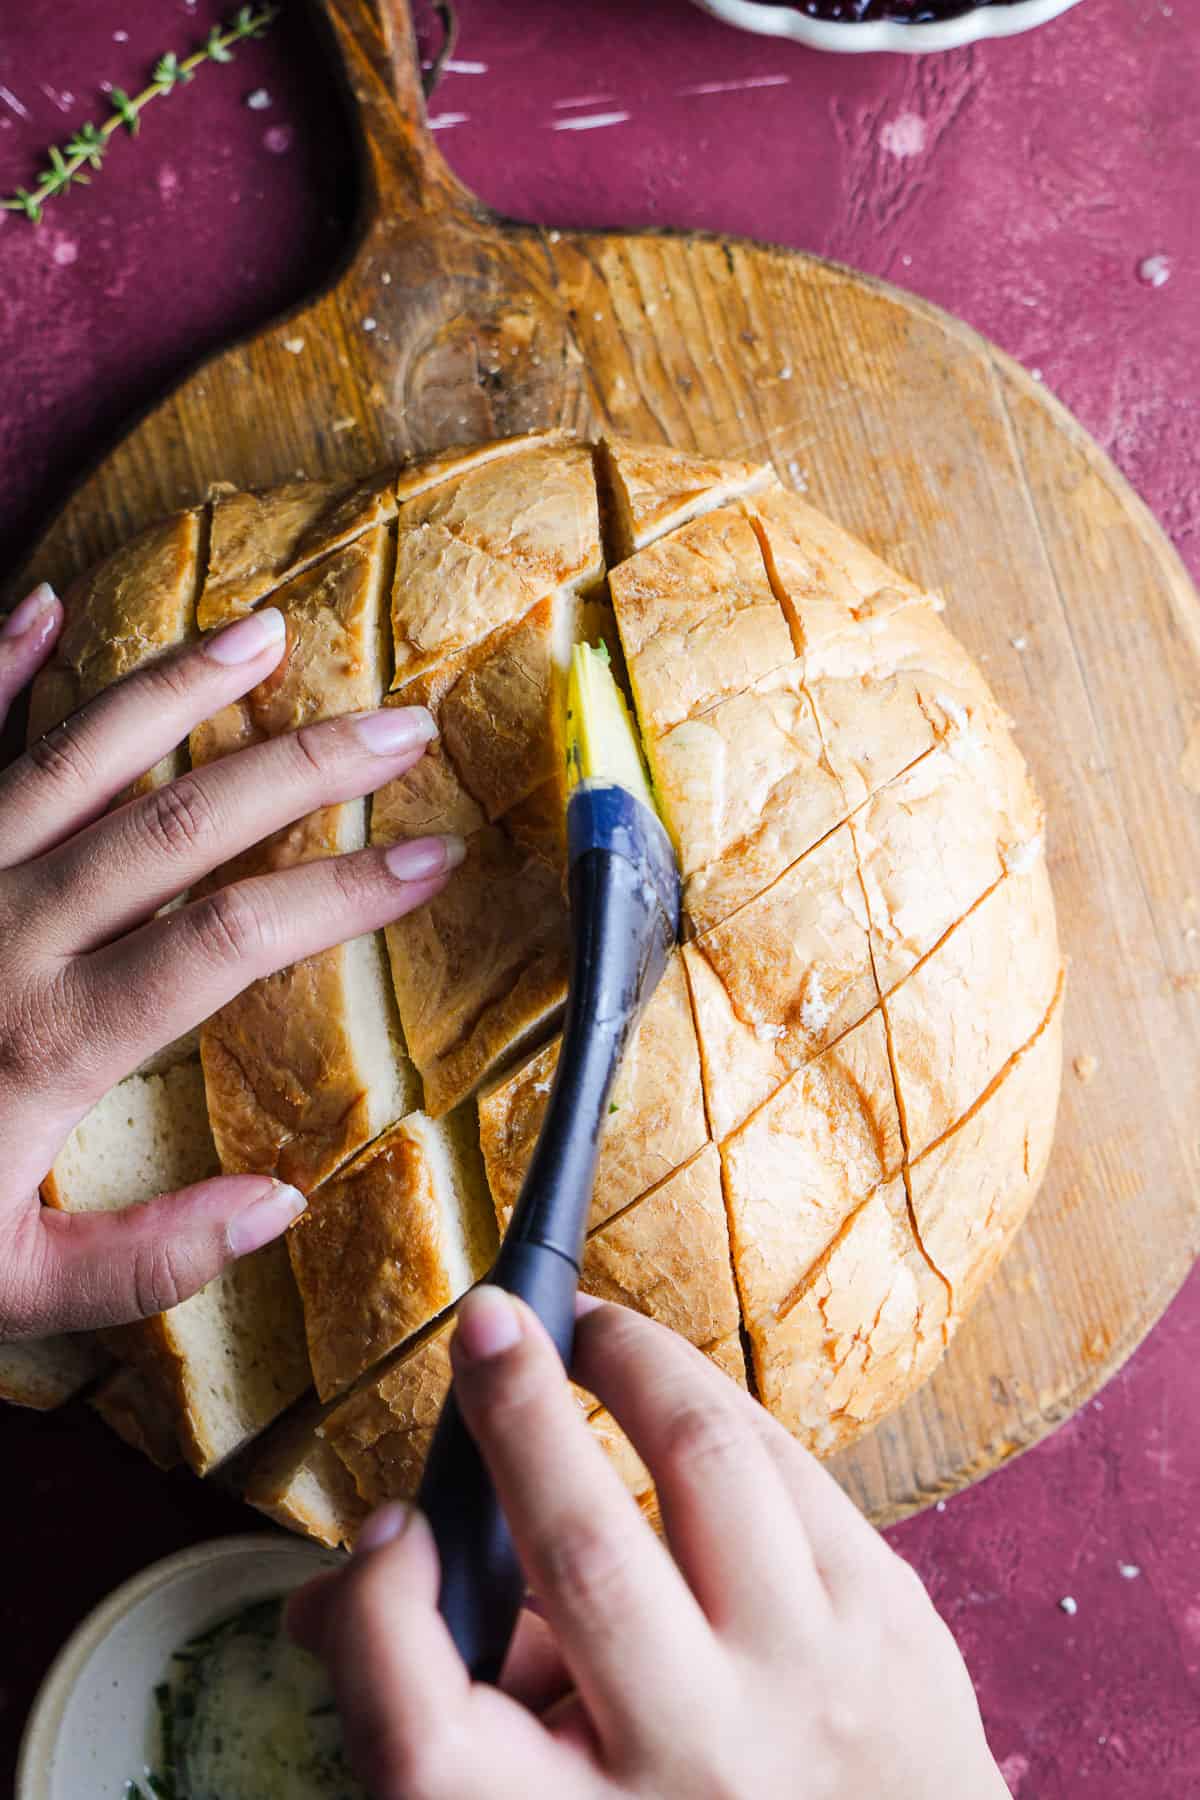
(246, 88), (272, 111)
(263, 125), (294, 156)
(880, 112), (927, 159)
(1138, 253), (1173, 288)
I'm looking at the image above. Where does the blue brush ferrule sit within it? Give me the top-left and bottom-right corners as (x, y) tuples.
(566, 779), (681, 939)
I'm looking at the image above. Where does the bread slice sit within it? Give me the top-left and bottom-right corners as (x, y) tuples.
(0, 1335), (108, 1411)
(752, 1175), (951, 1456)
(378, 820), (568, 1118)
(397, 440), (603, 598)
(27, 509), (201, 794)
(720, 1010), (903, 1327)
(194, 527), (418, 1191)
(852, 731), (1039, 994)
(884, 854), (1062, 1162)
(609, 505), (794, 737)
(748, 484), (928, 658)
(580, 1145), (739, 1349)
(682, 822), (878, 1142)
(198, 472), (394, 629)
(909, 983), (1063, 1314)
(394, 430), (567, 505)
(477, 952), (707, 1234)
(45, 1057), (311, 1473)
(42, 1058), (220, 1211)
(389, 524), (545, 690)
(399, 592), (574, 824)
(242, 1397), (369, 1549)
(649, 661), (850, 935)
(287, 1107), (497, 1400)
(600, 439), (776, 561)
(91, 1363), (181, 1470)
(320, 1320), (453, 1505)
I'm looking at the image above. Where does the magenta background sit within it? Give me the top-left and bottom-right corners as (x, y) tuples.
(1, 2), (1199, 1793)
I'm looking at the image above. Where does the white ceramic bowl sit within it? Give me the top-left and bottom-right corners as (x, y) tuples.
(16, 1533), (343, 1800)
(689, 0), (1085, 53)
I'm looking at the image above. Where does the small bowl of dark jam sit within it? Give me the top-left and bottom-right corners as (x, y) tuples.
(689, 0), (1084, 52)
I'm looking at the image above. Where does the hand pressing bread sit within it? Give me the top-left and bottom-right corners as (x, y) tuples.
(290, 1292), (1009, 1800)
(0, 584), (460, 1337)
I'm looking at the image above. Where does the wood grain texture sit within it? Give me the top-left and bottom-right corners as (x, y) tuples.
(13, 0), (1200, 1527)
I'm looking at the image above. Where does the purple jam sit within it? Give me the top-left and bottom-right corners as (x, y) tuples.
(778, 0), (1024, 20)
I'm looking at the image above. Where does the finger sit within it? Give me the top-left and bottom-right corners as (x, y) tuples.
(68, 839), (461, 1091)
(500, 1608), (574, 1716)
(572, 1299), (825, 1646)
(35, 702), (438, 952)
(450, 1286), (718, 1757)
(0, 585), (63, 736)
(0, 606), (288, 866)
(6, 1173), (305, 1335)
(296, 1506), (565, 1800)
(741, 1393), (898, 1601)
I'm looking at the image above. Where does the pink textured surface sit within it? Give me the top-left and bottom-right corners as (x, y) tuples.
(1, 2), (1198, 1794)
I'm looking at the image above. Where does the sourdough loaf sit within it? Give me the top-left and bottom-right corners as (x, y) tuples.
(25, 433), (1061, 1522)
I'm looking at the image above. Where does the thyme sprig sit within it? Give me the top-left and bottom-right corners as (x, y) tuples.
(2, 5), (279, 224)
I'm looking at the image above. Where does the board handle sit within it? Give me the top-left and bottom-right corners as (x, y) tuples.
(317, 0), (483, 236)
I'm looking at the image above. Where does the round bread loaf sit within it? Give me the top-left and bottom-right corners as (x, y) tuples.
(32, 432), (1062, 1523)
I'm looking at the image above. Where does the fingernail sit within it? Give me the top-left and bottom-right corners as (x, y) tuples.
(204, 606), (286, 665)
(352, 705), (437, 754)
(354, 1502), (412, 1556)
(227, 1180), (307, 1256)
(575, 1292), (603, 1318)
(1, 582), (57, 641)
(383, 834), (465, 881)
(455, 1285), (522, 1364)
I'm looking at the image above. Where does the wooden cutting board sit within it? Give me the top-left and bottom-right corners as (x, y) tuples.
(14, 0), (1200, 1528)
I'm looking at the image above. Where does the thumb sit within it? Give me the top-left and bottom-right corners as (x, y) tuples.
(0, 584), (63, 735)
(21, 1175), (306, 1333)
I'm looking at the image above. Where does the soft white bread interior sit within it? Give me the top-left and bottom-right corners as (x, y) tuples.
(44, 1058), (310, 1473)
(194, 527), (417, 1192)
(0, 1335), (108, 1412)
(287, 1105), (497, 1400)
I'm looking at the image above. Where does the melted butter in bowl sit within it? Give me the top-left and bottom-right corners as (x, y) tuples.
(18, 1536), (349, 1800)
(131, 1596), (366, 1800)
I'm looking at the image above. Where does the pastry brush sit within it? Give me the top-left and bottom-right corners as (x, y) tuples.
(416, 642), (681, 1682)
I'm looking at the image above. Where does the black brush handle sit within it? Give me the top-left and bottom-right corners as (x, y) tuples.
(417, 787), (678, 1683)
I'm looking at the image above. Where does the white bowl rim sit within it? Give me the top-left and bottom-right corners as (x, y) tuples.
(689, 0), (1086, 54)
(15, 1533), (341, 1800)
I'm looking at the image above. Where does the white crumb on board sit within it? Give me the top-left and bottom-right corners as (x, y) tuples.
(429, 113), (469, 131)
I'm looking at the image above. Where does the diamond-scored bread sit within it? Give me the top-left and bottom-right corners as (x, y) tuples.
(22, 436), (1060, 1524)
